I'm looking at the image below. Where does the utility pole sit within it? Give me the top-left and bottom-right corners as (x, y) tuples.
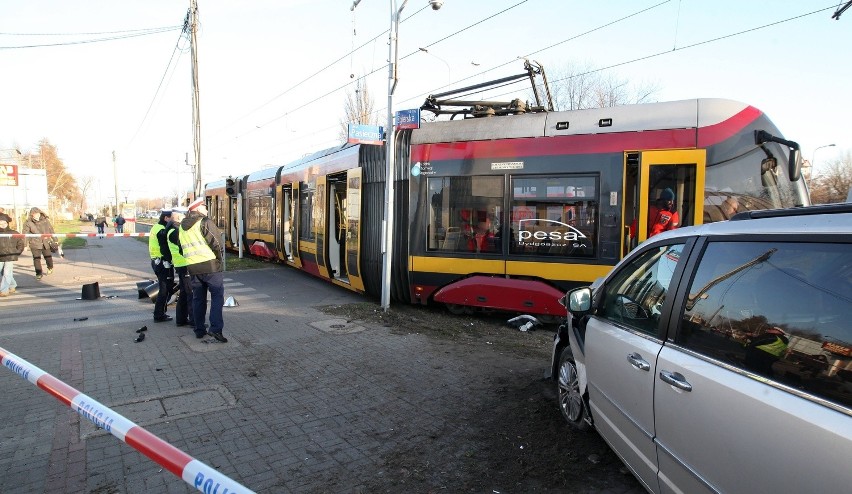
(112, 150), (119, 216)
(185, 151), (193, 207)
(189, 0), (202, 197)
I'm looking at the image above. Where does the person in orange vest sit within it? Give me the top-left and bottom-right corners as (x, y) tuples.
(647, 188), (680, 238)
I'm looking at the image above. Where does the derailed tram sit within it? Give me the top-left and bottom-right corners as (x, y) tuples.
(205, 71), (809, 319)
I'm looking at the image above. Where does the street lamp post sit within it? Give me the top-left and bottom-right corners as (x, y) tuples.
(809, 143), (836, 180)
(352, 0), (444, 310)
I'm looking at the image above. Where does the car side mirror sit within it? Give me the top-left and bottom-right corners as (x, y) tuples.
(565, 287), (592, 313)
(788, 148), (802, 182)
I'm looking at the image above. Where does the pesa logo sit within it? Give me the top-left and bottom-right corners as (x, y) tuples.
(517, 218), (587, 244)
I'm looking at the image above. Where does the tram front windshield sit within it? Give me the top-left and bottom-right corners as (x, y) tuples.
(703, 146), (809, 222)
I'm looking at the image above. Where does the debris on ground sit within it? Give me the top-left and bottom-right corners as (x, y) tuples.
(506, 314), (541, 332)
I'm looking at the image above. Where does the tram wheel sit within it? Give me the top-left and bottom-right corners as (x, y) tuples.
(445, 303), (470, 315)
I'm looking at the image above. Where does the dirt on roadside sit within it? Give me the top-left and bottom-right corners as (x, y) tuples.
(318, 302), (644, 493)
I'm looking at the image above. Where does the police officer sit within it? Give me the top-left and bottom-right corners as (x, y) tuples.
(179, 197), (227, 342)
(166, 207), (194, 329)
(149, 209), (174, 322)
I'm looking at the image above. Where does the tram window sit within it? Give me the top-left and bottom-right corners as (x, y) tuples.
(247, 195), (273, 232)
(427, 176), (503, 253)
(509, 175), (598, 257)
(299, 182), (315, 241)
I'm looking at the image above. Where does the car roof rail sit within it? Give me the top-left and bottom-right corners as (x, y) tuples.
(729, 202), (852, 221)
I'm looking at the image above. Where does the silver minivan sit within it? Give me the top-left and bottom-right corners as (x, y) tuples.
(550, 203), (852, 493)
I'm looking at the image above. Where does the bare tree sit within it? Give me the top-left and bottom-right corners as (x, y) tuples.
(78, 176), (95, 213)
(539, 61), (660, 111)
(809, 150), (852, 204)
(23, 139), (81, 216)
(339, 77), (379, 142)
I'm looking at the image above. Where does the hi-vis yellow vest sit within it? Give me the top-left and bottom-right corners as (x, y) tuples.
(149, 223), (166, 258)
(179, 221), (216, 265)
(166, 227), (188, 267)
(756, 336), (788, 357)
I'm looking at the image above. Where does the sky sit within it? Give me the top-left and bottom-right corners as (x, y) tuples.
(1, 0), (851, 208)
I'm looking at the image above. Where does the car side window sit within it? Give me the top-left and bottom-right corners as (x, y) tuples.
(678, 241), (852, 410)
(598, 243), (685, 336)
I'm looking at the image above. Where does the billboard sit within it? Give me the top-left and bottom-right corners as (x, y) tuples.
(0, 163), (18, 186)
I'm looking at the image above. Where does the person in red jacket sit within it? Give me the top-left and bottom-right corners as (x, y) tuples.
(647, 187), (679, 238)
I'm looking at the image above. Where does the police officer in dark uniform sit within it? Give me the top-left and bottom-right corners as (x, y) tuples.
(149, 209), (174, 322)
(166, 207), (194, 329)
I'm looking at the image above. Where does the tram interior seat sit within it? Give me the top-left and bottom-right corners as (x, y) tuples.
(442, 228), (460, 250)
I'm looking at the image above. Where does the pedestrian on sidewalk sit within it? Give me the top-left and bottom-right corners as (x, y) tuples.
(166, 207), (194, 329)
(149, 209), (174, 322)
(114, 213), (126, 233)
(0, 207), (15, 230)
(94, 214), (108, 234)
(22, 207), (55, 280)
(179, 197), (227, 342)
(0, 217), (25, 297)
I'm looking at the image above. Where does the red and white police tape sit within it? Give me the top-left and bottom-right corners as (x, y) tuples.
(0, 346), (255, 494)
(0, 233), (150, 237)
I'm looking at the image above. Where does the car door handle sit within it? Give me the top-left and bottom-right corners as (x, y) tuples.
(659, 370), (693, 392)
(627, 353), (650, 371)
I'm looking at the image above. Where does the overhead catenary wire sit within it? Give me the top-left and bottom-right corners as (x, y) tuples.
(210, 5), (430, 139)
(250, 3), (840, 162)
(211, 0), (532, 149)
(397, 3), (837, 111)
(228, 0), (675, 150)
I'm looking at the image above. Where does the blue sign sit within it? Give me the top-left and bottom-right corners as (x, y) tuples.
(347, 124), (384, 145)
(396, 109), (420, 130)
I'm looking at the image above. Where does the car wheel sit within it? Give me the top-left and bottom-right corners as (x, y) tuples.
(557, 346), (590, 431)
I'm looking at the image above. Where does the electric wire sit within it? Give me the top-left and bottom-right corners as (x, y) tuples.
(0, 26), (181, 36)
(255, 4), (838, 161)
(213, 0), (532, 147)
(213, 5), (430, 137)
(246, 0), (669, 145)
(125, 28), (188, 149)
(398, 4), (837, 111)
(412, 0), (672, 103)
(0, 26), (180, 50)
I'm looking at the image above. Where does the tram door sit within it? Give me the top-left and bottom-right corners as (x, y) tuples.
(622, 150), (706, 255)
(280, 184), (300, 267)
(346, 168), (365, 291)
(229, 196), (240, 252)
(326, 172), (348, 283)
